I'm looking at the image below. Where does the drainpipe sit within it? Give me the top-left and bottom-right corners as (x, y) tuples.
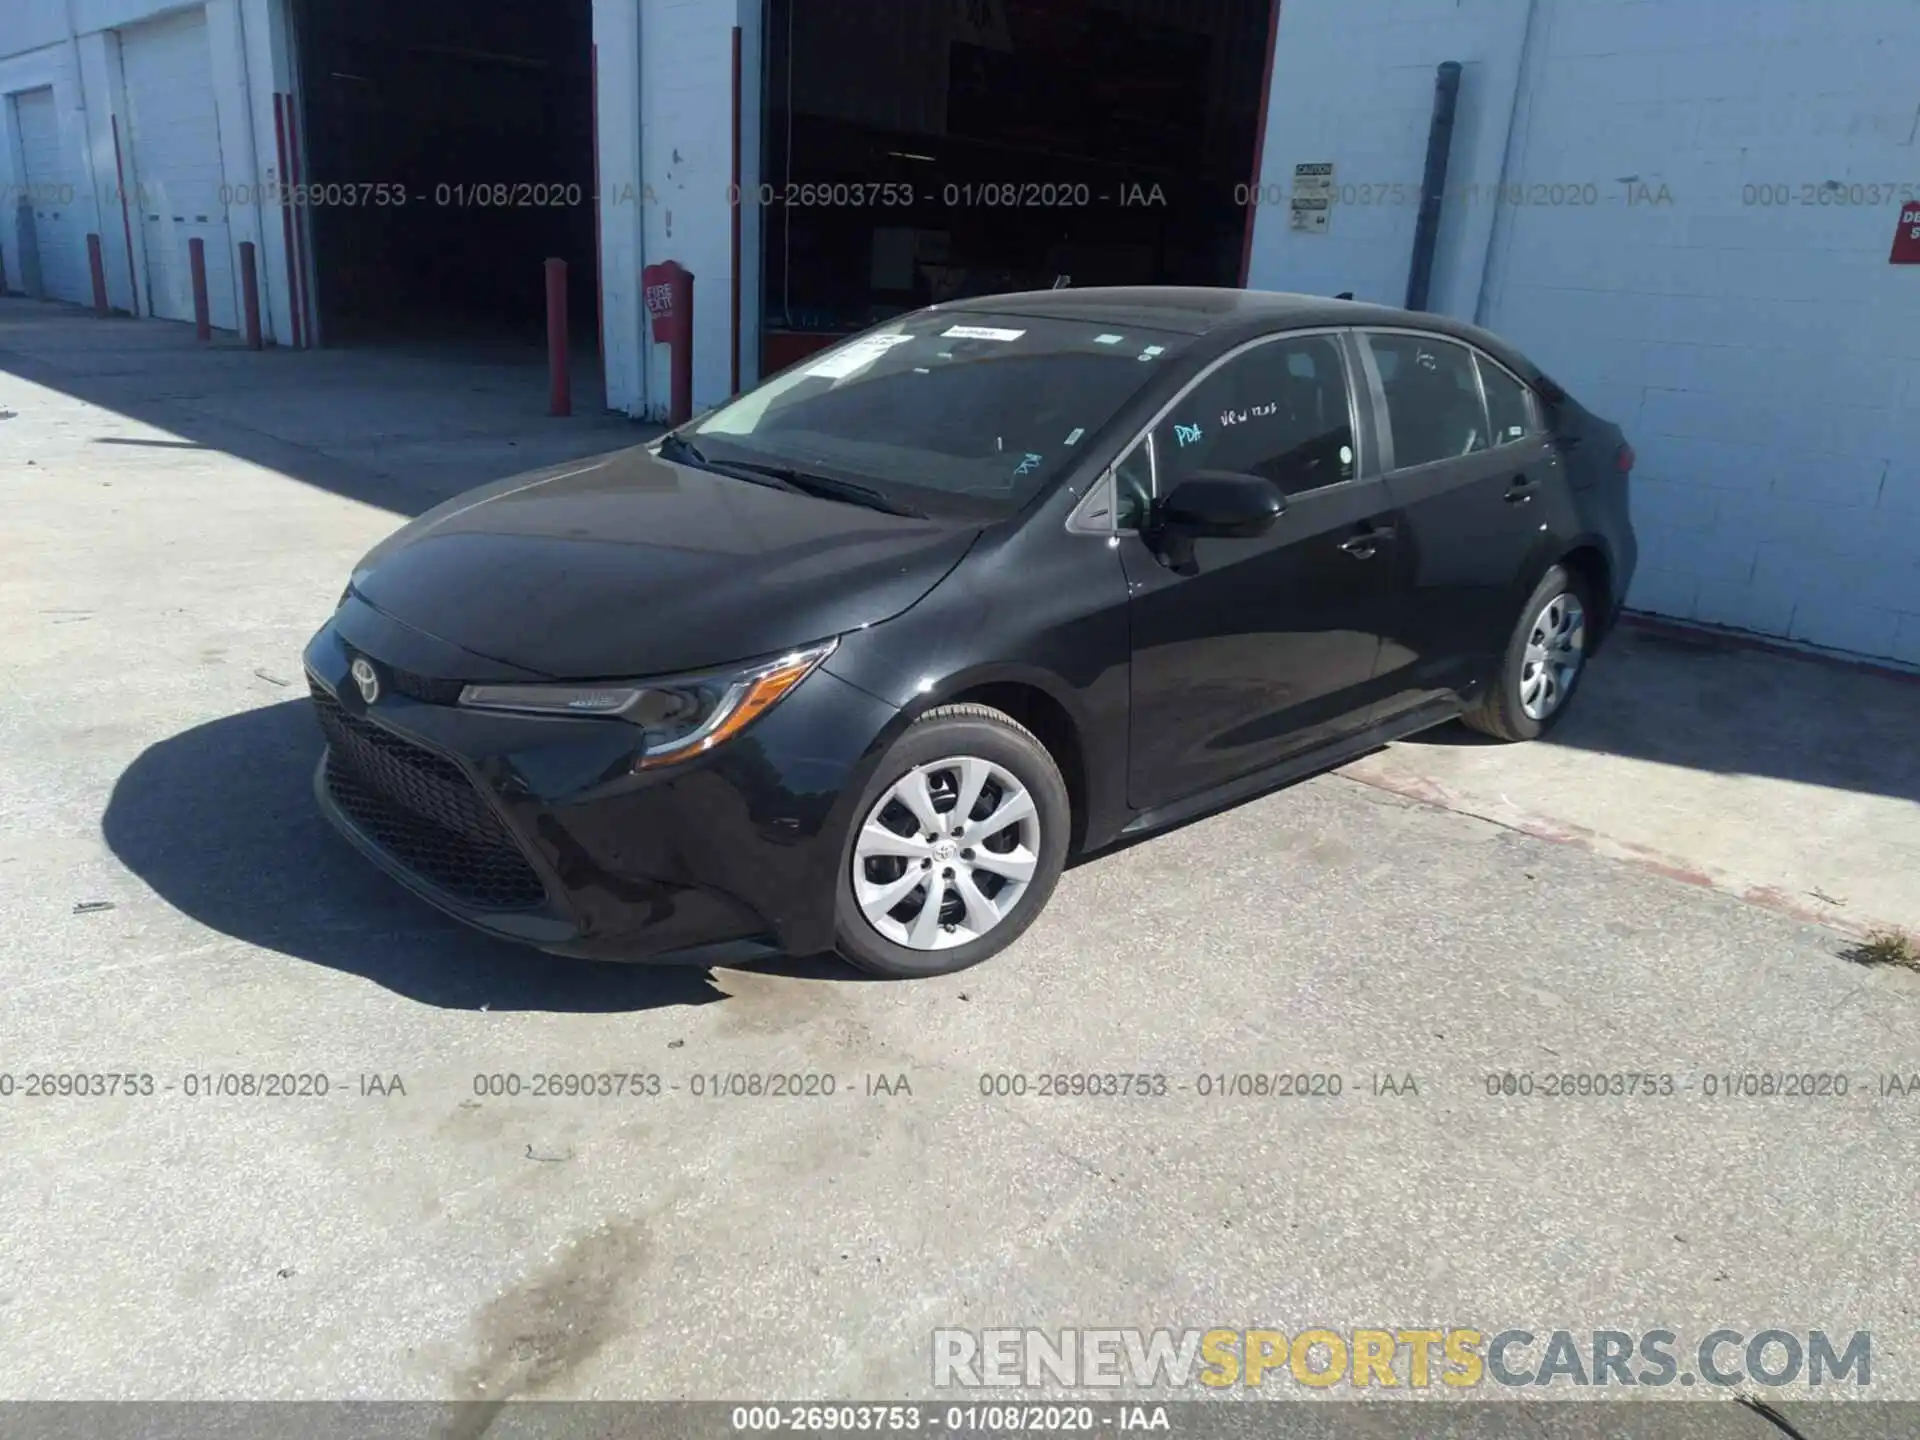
(1473, 0), (1543, 325)
(1404, 60), (1462, 313)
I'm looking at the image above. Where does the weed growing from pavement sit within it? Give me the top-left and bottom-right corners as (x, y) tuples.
(1842, 928), (1920, 971)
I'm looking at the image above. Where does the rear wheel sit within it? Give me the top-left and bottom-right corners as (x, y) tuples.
(1463, 563), (1592, 742)
(834, 704), (1069, 978)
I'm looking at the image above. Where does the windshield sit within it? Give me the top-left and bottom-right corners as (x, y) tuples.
(681, 310), (1192, 518)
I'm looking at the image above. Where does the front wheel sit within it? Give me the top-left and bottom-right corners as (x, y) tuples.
(834, 704), (1070, 978)
(1462, 564), (1593, 742)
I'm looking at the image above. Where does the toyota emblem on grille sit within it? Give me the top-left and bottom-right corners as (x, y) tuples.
(350, 657), (380, 705)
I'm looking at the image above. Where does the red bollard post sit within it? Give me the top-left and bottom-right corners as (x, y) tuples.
(238, 241), (263, 350)
(546, 257), (570, 417)
(188, 237), (211, 341)
(87, 234), (110, 315)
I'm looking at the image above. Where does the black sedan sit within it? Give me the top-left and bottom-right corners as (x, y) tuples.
(304, 287), (1637, 977)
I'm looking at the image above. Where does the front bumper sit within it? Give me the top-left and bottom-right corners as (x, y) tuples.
(302, 607), (900, 963)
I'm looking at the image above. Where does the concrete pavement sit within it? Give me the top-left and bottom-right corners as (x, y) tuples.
(1342, 622), (1920, 939)
(3, 298), (1918, 1419)
(0, 296), (644, 517)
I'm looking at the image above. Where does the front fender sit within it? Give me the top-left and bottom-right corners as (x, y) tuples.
(821, 529), (1135, 851)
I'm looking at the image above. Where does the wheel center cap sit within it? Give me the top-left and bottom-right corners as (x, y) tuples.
(932, 840), (957, 862)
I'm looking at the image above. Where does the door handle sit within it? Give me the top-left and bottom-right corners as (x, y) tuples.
(1339, 524), (1396, 559)
(1505, 475), (1537, 503)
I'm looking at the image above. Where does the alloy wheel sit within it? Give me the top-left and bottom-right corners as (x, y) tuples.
(851, 756), (1042, 951)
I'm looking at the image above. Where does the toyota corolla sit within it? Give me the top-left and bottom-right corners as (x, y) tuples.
(304, 287), (1636, 977)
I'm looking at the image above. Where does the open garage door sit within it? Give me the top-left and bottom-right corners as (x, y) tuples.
(289, 0), (595, 350)
(759, 0), (1276, 372)
(120, 6), (237, 330)
(11, 87), (89, 305)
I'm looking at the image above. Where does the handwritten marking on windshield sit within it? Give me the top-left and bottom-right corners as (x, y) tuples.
(1173, 423), (1203, 447)
(1013, 453), (1043, 477)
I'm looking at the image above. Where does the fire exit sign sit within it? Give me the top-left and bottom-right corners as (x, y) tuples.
(1893, 203), (1920, 264)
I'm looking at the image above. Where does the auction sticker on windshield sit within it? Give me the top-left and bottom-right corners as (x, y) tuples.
(805, 334), (915, 379)
(942, 325), (1026, 341)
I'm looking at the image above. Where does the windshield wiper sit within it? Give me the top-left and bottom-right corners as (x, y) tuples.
(660, 434), (924, 517)
(658, 431), (718, 468)
(719, 461), (926, 518)
(660, 433), (803, 494)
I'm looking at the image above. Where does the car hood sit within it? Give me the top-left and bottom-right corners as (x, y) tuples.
(349, 446), (983, 679)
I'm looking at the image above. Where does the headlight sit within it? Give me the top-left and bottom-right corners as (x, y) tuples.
(456, 639), (837, 769)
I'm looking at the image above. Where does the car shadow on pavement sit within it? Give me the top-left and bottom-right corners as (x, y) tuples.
(0, 300), (647, 521)
(1398, 623), (1920, 806)
(101, 701), (729, 1013)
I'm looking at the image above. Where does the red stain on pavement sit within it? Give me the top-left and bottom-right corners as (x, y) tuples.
(1340, 764), (1884, 942)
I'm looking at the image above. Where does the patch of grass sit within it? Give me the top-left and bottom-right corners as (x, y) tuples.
(1842, 927), (1920, 970)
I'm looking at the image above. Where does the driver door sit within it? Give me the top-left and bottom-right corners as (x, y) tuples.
(1116, 329), (1399, 813)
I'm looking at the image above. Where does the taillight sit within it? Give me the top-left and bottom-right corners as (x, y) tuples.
(1615, 443), (1635, 474)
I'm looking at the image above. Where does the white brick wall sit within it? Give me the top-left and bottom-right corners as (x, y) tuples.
(1247, 0), (1920, 666)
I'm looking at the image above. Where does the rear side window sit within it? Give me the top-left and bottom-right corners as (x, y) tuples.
(1477, 355), (1535, 446)
(1365, 333), (1487, 470)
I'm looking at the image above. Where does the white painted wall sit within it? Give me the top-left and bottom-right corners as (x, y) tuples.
(596, 0), (762, 421)
(1246, 0), (1920, 666)
(1, 0), (305, 345)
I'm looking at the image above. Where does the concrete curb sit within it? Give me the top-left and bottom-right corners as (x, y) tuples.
(1336, 760), (1908, 948)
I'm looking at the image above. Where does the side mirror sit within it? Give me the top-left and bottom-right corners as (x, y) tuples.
(1155, 471), (1285, 539)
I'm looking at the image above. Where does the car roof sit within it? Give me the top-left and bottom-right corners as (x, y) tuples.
(937, 286), (1546, 383)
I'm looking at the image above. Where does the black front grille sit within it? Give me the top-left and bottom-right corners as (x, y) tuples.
(387, 668), (466, 705)
(311, 684), (546, 910)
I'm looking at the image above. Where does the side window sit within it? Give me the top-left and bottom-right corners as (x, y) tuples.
(1152, 334), (1355, 498)
(1113, 437), (1154, 530)
(1366, 333), (1488, 469)
(1477, 355), (1534, 446)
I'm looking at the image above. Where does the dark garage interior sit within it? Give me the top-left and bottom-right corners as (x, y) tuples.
(760, 0), (1276, 372)
(290, 0), (597, 350)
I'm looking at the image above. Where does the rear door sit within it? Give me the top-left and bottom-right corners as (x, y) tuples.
(1358, 329), (1554, 718)
(1116, 328), (1399, 812)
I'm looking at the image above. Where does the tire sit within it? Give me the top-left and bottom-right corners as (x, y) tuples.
(1462, 563), (1594, 742)
(834, 703), (1070, 978)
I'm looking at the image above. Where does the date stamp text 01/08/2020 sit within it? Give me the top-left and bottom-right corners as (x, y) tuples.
(7, 1069), (1919, 1101)
(204, 180), (1174, 211)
